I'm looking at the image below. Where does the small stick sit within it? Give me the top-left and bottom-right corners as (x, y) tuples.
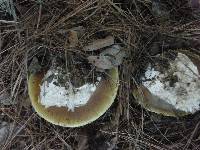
(0, 20), (18, 24)
(83, 36), (114, 51)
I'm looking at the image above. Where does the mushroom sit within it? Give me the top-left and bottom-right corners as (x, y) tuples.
(28, 68), (119, 127)
(132, 50), (200, 116)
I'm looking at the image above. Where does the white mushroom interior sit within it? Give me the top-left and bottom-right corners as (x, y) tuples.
(142, 53), (200, 113)
(39, 68), (99, 111)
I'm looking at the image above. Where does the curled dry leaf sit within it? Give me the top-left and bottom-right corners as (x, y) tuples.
(83, 36), (114, 51)
(88, 45), (126, 70)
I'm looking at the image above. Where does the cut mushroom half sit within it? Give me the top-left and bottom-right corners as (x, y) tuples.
(133, 50), (200, 116)
(28, 68), (119, 127)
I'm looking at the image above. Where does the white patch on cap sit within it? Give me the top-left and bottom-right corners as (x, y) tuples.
(39, 69), (97, 111)
(142, 53), (200, 113)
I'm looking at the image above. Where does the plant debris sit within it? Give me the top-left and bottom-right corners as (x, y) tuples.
(83, 36), (114, 51)
(88, 45), (126, 70)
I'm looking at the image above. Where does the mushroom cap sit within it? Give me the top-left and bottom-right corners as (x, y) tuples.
(132, 85), (188, 117)
(28, 68), (119, 127)
(133, 50), (200, 117)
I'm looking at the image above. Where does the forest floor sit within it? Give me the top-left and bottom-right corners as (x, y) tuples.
(1, 0), (200, 149)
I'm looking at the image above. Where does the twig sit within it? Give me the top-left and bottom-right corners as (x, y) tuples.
(0, 20), (18, 24)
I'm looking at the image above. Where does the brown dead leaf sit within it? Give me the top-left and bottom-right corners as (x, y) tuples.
(87, 45), (126, 70)
(101, 45), (126, 66)
(88, 55), (114, 70)
(83, 36), (114, 51)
